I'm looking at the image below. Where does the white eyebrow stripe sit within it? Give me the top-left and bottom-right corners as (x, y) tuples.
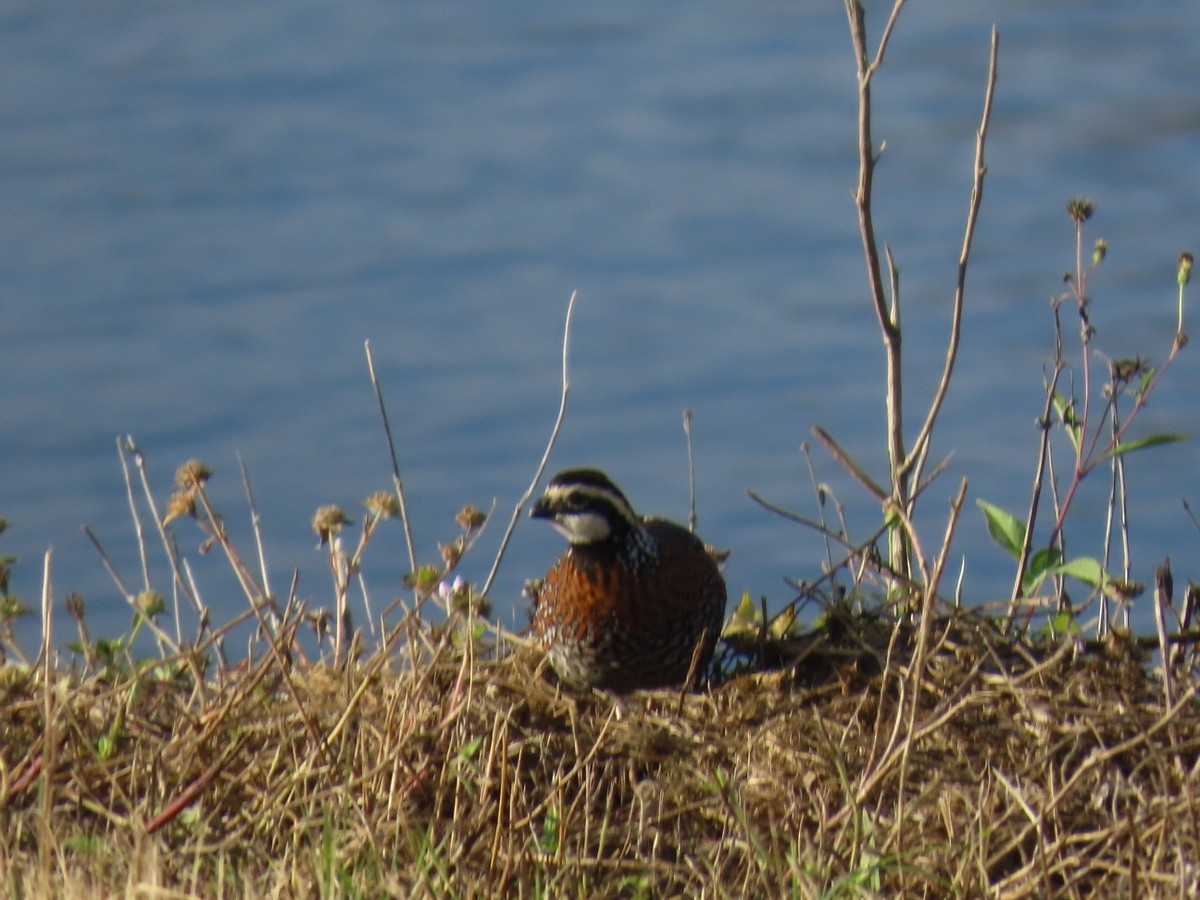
(543, 483), (641, 530)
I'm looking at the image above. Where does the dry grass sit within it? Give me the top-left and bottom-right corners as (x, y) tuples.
(3, 599), (1199, 898)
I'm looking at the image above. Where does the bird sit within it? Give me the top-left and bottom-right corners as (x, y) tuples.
(528, 467), (727, 691)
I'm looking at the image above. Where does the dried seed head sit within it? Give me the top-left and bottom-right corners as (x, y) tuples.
(135, 589), (166, 618)
(1067, 197), (1094, 224)
(1103, 578), (1144, 603)
(65, 591), (86, 621)
(1179, 251), (1194, 287)
(308, 608), (331, 639)
(404, 564), (442, 594)
(438, 575), (490, 617)
(0, 594), (29, 620)
(455, 504), (487, 531)
(164, 490), (197, 524)
(362, 491), (401, 519)
(312, 505), (352, 546)
(1109, 356), (1147, 384)
(174, 459), (212, 491)
(439, 537), (466, 568)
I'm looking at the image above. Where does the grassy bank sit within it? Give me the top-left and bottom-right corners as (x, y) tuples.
(2, 601), (1199, 897)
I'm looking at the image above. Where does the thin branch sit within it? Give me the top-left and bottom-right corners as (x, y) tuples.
(116, 437), (152, 592)
(38, 549), (54, 881)
(83, 524), (132, 599)
(748, 490), (922, 596)
(868, 0), (909, 76)
(125, 435), (202, 636)
(81, 523), (178, 655)
(1045, 308), (1188, 550)
(926, 478), (969, 615)
(237, 450), (274, 610)
(364, 339), (418, 578)
(844, 0), (897, 346)
(800, 441), (839, 581)
(190, 486), (264, 606)
(811, 426), (888, 501)
(747, 489), (863, 553)
(845, 0), (912, 581)
(906, 27), (999, 486)
(1007, 364), (1063, 622)
(1153, 560), (1175, 712)
(683, 409), (697, 533)
(480, 290), (579, 598)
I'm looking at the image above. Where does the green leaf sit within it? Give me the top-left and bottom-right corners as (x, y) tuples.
(1043, 608), (1079, 638)
(1134, 367), (1156, 400)
(1102, 432), (1192, 461)
(538, 806), (560, 854)
(1048, 556), (1104, 587)
(977, 500), (1025, 558)
(1052, 390), (1082, 452)
(94, 638), (124, 667)
(458, 736), (484, 763)
(1022, 545), (1063, 595)
(727, 590), (763, 635)
(62, 836), (104, 854)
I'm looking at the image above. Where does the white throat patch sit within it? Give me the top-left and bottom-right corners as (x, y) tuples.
(551, 510), (612, 544)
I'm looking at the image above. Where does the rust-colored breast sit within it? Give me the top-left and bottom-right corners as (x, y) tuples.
(532, 518), (726, 690)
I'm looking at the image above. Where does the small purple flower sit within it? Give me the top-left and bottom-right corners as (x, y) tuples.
(438, 575), (466, 604)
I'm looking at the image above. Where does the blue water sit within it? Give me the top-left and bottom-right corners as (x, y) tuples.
(3, 1), (1199, 653)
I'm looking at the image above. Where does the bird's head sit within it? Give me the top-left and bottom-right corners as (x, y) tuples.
(530, 468), (641, 546)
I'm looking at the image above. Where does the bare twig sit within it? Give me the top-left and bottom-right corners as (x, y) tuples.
(145, 732), (251, 835)
(364, 339), (418, 579)
(38, 550), (53, 884)
(116, 437), (152, 593)
(1153, 560), (1174, 711)
(125, 437), (200, 634)
(481, 290), (578, 598)
(237, 450), (274, 612)
(83, 525), (132, 598)
(844, 0), (904, 498)
(190, 486), (265, 609)
(748, 489), (922, 599)
(683, 408), (697, 533)
(800, 441), (839, 583)
(907, 28), (999, 489)
(80, 524), (179, 655)
(839, 4), (997, 589)
(926, 478), (970, 617)
(811, 426), (887, 502)
(1007, 360), (1063, 623)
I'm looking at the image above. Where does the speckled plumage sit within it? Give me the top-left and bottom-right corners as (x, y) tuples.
(529, 468), (726, 691)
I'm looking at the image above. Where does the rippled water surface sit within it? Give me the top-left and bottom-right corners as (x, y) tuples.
(4, 1), (1199, 647)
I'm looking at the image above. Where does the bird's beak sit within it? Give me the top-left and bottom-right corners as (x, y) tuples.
(530, 496), (553, 519)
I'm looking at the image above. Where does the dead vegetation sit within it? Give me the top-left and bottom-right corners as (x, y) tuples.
(3, 598), (1199, 898)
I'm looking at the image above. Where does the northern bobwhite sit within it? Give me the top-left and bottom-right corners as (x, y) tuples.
(529, 468), (727, 691)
